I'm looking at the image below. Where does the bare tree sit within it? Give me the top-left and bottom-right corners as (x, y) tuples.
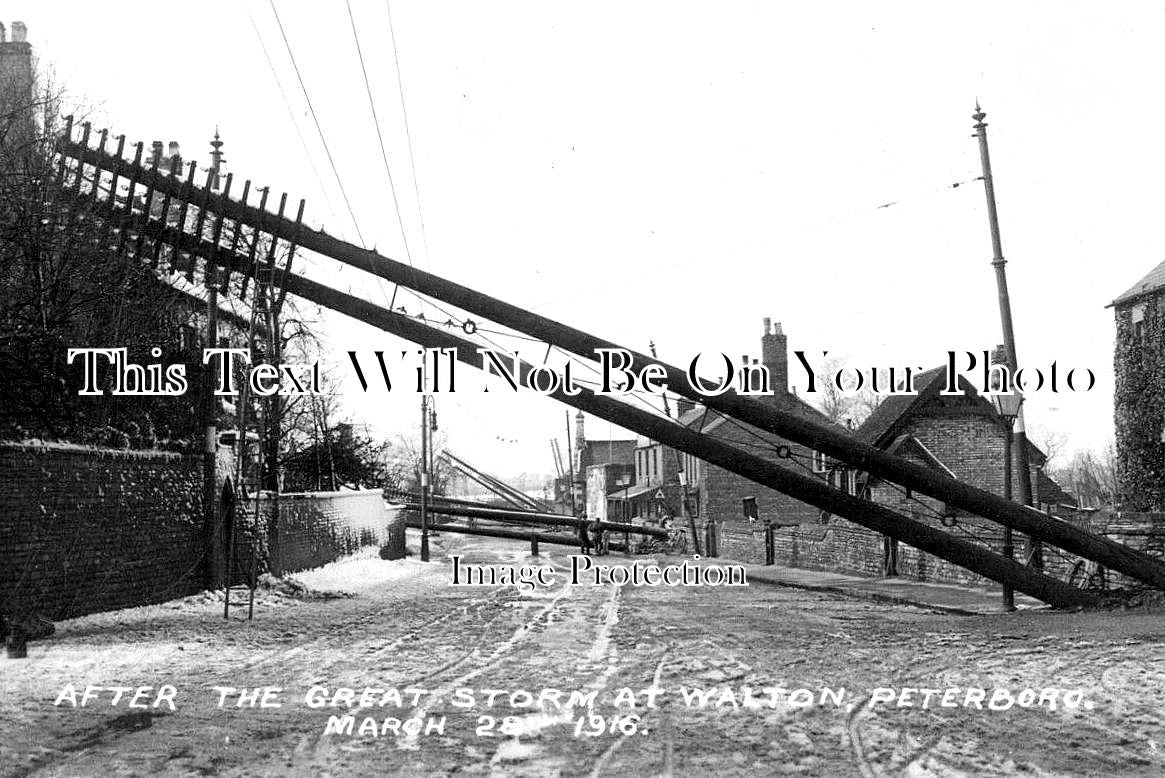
(0, 77), (212, 445)
(1028, 422), (1069, 467)
(809, 356), (885, 429)
(1049, 441), (1120, 510)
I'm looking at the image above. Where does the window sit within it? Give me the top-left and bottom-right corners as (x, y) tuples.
(812, 451), (827, 473)
(682, 453), (701, 487)
(1132, 303), (1146, 345)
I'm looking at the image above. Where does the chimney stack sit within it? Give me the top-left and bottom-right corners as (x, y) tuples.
(0, 21), (33, 134)
(762, 318), (788, 394)
(574, 410), (586, 450)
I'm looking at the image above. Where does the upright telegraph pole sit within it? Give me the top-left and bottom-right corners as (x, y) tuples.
(202, 130), (225, 588)
(420, 362), (430, 562)
(973, 102), (1041, 570)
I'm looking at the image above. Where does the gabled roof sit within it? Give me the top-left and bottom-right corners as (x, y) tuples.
(885, 433), (957, 479)
(1110, 258), (1165, 308)
(678, 390), (837, 438)
(856, 364), (1048, 465)
(1037, 470), (1076, 507)
(856, 366), (952, 446)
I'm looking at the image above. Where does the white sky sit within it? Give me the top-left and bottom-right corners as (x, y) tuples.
(21, 1), (1165, 475)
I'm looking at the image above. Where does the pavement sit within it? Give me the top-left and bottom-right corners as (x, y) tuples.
(736, 561), (1046, 615)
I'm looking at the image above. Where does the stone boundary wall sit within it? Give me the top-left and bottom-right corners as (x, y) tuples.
(711, 509), (1165, 592)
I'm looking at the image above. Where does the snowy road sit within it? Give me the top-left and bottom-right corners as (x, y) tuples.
(2, 532), (1164, 777)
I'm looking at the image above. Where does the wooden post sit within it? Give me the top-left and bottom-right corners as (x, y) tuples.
(420, 391), (430, 563)
(565, 412), (577, 517)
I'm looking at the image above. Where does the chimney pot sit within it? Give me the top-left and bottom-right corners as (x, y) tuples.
(168, 141), (180, 157)
(762, 316), (771, 335)
(0, 23), (7, 43)
(11, 21), (26, 43)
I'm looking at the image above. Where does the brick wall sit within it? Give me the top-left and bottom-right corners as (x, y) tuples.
(262, 490), (403, 574)
(0, 441), (205, 620)
(1, 442), (405, 620)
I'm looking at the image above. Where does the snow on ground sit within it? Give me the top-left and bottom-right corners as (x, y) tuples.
(291, 547), (427, 593)
(3, 535), (1165, 776)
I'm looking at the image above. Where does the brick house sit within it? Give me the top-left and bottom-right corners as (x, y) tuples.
(614, 319), (838, 560)
(850, 365), (1062, 579)
(614, 434), (686, 523)
(1109, 260), (1165, 510)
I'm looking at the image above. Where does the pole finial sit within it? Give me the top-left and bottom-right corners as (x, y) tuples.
(972, 99), (986, 130)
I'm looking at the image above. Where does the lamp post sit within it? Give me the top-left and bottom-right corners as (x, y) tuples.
(974, 102), (1041, 571)
(989, 386), (1023, 612)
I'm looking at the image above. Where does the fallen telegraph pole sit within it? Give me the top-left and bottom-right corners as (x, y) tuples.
(400, 502), (669, 539)
(57, 129), (1165, 593)
(400, 517), (627, 553)
(54, 127), (1162, 600)
(56, 186), (1098, 606)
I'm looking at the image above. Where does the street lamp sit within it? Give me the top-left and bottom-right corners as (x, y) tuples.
(989, 386), (1023, 612)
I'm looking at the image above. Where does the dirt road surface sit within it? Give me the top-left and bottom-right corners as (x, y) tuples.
(2, 533), (1163, 777)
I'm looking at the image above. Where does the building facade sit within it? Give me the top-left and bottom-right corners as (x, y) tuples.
(1110, 260), (1165, 510)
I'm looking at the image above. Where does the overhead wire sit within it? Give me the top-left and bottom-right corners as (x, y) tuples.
(526, 174), (983, 313)
(344, 0), (415, 267)
(241, 0), (343, 235)
(267, 0), (367, 248)
(385, 0), (433, 268)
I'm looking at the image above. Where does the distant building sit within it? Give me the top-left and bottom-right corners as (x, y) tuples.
(1109, 261), (1165, 510)
(559, 412), (635, 515)
(586, 461), (634, 521)
(621, 319), (838, 559)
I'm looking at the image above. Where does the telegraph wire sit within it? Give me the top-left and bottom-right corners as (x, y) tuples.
(385, 0), (433, 268)
(344, 0), (415, 267)
(526, 174), (983, 313)
(241, 0), (342, 235)
(267, 0), (367, 248)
